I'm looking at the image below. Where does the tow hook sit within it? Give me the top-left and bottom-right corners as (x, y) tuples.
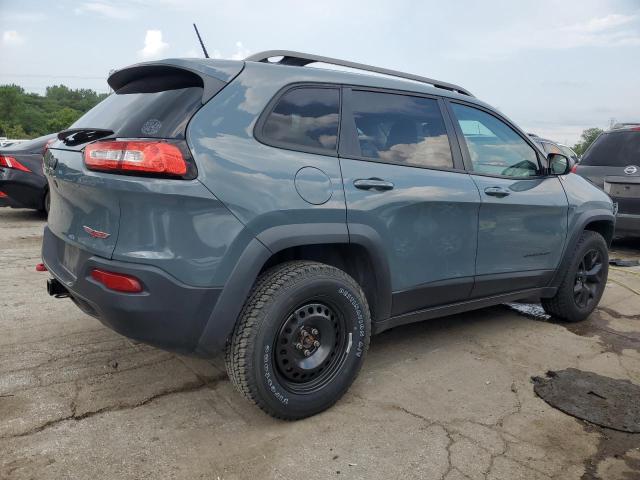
(47, 278), (69, 298)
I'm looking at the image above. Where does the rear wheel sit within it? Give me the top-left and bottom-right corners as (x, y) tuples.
(225, 261), (371, 420)
(542, 231), (608, 322)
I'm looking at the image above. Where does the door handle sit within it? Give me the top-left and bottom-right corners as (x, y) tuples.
(353, 178), (395, 191)
(484, 186), (511, 198)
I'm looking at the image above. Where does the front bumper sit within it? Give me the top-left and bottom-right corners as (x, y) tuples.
(42, 227), (222, 354)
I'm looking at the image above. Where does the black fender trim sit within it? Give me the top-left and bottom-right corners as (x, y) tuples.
(195, 238), (271, 356)
(548, 210), (614, 289)
(347, 224), (392, 322)
(195, 222), (393, 356)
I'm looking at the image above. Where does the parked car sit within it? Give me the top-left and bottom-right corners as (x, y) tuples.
(42, 51), (615, 419)
(574, 125), (640, 237)
(0, 134), (57, 214)
(557, 143), (580, 164)
(528, 134), (580, 164)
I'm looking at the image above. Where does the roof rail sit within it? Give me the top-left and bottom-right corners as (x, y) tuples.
(245, 50), (473, 97)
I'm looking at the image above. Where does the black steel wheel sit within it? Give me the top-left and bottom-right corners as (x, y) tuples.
(225, 261), (371, 420)
(274, 302), (348, 393)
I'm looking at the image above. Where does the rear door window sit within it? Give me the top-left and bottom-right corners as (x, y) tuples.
(450, 103), (539, 177)
(260, 87), (340, 153)
(581, 131), (640, 167)
(348, 90), (453, 169)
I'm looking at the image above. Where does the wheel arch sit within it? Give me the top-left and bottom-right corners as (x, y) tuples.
(195, 223), (392, 356)
(547, 211), (614, 291)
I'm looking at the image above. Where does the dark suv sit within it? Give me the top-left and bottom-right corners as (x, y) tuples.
(574, 125), (640, 237)
(42, 51), (615, 419)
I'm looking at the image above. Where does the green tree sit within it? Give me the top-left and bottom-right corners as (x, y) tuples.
(0, 83), (107, 138)
(46, 107), (83, 132)
(573, 128), (604, 156)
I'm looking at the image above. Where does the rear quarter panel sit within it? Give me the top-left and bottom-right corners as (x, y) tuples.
(187, 63), (348, 248)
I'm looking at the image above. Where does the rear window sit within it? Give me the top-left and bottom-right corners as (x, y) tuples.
(70, 87), (204, 139)
(259, 87), (340, 153)
(581, 131), (640, 167)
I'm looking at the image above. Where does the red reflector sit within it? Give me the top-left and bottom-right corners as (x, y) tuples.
(91, 269), (143, 293)
(571, 164), (578, 173)
(36, 263), (48, 272)
(0, 191), (7, 198)
(43, 137), (56, 155)
(84, 141), (187, 176)
(0, 155), (32, 172)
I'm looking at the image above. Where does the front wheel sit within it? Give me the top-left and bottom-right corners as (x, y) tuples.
(225, 261), (371, 420)
(542, 230), (609, 322)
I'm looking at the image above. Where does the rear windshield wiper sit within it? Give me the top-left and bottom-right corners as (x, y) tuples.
(58, 128), (114, 146)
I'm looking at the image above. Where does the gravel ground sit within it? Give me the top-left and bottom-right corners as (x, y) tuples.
(1, 208), (639, 480)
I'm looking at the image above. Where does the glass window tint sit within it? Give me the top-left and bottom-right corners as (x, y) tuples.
(559, 145), (578, 162)
(541, 142), (562, 155)
(350, 91), (453, 169)
(451, 103), (539, 177)
(262, 87), (340, 152)
(71, 87), (204, 139)
(581, 131), (640, 167)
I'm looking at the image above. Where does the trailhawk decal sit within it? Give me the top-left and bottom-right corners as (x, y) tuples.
(263, 345), (289, 405)
(339, 287), (366, 358)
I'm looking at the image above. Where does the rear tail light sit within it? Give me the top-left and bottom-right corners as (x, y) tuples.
(84, 140), (191, 178)
(570, 164), (578, 173)
(0, 191), (7, 198)
(0, 155), (32, 172)
(91, 268), (143, 293)
(42, 137), (56, 155)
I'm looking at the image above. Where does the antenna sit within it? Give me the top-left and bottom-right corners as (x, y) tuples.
(193, 23), (209, 59)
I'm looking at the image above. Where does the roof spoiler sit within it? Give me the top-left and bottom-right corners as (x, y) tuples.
(108, 59), (244, 103)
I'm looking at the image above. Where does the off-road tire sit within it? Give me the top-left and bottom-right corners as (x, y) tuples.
(225, 261), (371, 420)
(542, 230), (608, 322)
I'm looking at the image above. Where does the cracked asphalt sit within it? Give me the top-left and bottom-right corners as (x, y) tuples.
(1, 208), (639, 480)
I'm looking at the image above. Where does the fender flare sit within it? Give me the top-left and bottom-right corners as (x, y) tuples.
(548, 210), (615, 289)
(195, 222), (392, 356)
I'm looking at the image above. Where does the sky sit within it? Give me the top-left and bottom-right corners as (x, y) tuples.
(1, 0), (639, 145)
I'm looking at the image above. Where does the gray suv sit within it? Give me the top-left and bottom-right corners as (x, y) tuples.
(574, 125), (640, 237)
(42, 51), (615, 419)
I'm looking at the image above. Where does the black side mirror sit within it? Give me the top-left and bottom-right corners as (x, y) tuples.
(547, 153), (571, 175)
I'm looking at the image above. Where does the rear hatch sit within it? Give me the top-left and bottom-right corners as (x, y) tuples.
(575, 128), (640, 215)
(45, 59), (243, 260)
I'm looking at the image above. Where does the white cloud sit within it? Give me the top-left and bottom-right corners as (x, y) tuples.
(230, 41), (250, 60)
(138, 30), (169, 59)
(74, 2), (133, 19)
(447, 12), (640, 61)
(2, 30), (24, 46)
(564, 13), (636, 34)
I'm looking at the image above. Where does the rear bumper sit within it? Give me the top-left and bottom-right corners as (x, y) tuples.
(615, 213), (640, 237)
(42, 227), (222, 354)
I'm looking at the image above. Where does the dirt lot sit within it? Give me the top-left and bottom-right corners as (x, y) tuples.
(1, 208), (639, 480)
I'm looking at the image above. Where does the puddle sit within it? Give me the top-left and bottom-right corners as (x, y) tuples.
(532, 369), (640, 433)
(504, 303), (640, 355)
(504, 302), (551, 321)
